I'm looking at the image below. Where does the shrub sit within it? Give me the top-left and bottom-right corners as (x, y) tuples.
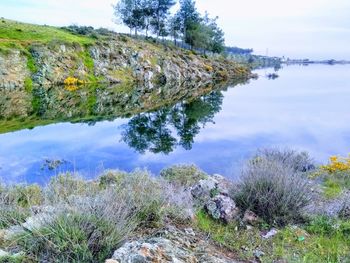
(113, 169), (192, 226)
(316, 154), (350, 198)
(306, 216), (337, 236)
(233, 157), (310, 226)
(11, 170), (193, 262)
(0, 205), (29, 229)
(306, 215), (350, 240)
(321, 155), (350, 174)
(254, 148), (315, 172)
(15, 212), (122, 262)
(0, 184), (43, 208)
(160, 164), (207, 187)
(98, 170), (128, 188)
(44, 173), (98, 204)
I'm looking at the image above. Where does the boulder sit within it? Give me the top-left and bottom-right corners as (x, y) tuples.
(191, 177), (218, 203)
(190, 174), (233, 205)
(205, 194), (239, 223)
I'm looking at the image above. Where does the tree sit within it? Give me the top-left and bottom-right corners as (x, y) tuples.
(177, 0), (200, 48)
(150, 0), (176, 39)
(114, 0), (145, 36)
(168, 14), (182, 45)
(202, 13), (225, 54)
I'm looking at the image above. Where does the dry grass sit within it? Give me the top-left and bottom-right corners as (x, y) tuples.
(233, 150), (311, 226)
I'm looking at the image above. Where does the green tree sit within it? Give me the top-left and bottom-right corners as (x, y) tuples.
(177, 0), (200, 48)
(114, 0), (145, 36)
(150, 0), (176, 39)
(205, 14), (225, 53)
(168, 14), (182, 45)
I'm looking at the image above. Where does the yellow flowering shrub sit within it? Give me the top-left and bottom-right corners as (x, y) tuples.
(64, 85), (79, 92)
(64, 77), (86, 85)
(321, 155), (350, 174)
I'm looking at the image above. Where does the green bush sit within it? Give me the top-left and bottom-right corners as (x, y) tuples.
(233, 157), (310, 226)
(306, 216), (337, 236)
(160, 164), (207, 187)
(98, 170), (128, 188)
(0, 206), (29, 229)
(254, 148), (315, 172)
(0, 184), (42, 208)
(44, 173), (98, 203)
(15, 212), (122, 263)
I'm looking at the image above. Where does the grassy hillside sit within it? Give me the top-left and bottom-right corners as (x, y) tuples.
(0, 18), (95, 52)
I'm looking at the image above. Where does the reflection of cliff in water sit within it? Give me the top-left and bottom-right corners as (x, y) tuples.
(0, 77), (249, 134)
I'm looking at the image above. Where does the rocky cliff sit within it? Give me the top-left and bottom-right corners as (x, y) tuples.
(0, 34), (251, 91)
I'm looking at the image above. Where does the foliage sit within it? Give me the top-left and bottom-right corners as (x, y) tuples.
(321, 155), (350, 174)
(225, 46), (253, 55)
(254, 148), (315, 173)
(314, 154), (350, 198)
(15, 212), (123, 262)
(63, 77), (87, 85)
(233, 153), (310, 226)
(61, 25), (114, 38)
(26, 54), (37, 73)
(196, 210), (350, 262)
(4, 169), (192, 262)
(98, 170), (128, 188)
(44, 173), (96, 204)
(0, 184), (43, 208)
(322, 179), (342, 199)
(0, 19), (95, 50)
(24, 77), (33, 93)
(114, 0), (225, 53)
(0, 206), (29, 229)
(160, 164), (207, 187)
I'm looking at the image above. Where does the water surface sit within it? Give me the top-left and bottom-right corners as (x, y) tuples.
(0, 64), (349, 183)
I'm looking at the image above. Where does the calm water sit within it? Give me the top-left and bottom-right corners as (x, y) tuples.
(0, 64), (349, 183)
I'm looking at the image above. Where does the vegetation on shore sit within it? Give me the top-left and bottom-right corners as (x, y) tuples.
(0, 149), (350, 262)
(0, 18), (95, 53)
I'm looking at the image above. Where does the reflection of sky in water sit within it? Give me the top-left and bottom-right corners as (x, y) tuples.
(1, 64), (350, 183)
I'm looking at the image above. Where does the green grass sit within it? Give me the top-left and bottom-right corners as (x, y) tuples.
(195, 210), (350, 262)
(24, 77), (33, 93)
(0, 19), (95, 50)
(160, 164), (208, 187)
(26, 53), (37, 73)
(323, 179), (343, 199)
(15, 213), (122, 263)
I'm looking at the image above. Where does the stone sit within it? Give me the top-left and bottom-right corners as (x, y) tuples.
(105, 259), (119, 263)
(107, 226), (237, 263)
(205, 194), (239, 223)
(262, 229), (278, 239)
(0, 249), (10, 257)
(253, 249), (265, 258)
(191, 177), (218, 202)
(184, 228), (196, 236)
(242, 210), (260, 225)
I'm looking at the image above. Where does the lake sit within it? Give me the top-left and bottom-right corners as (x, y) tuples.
(0, 64), (349, 183)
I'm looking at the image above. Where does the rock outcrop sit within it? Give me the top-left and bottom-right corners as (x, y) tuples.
(0, 36), (251, 91)
(107, 225), (238, 263)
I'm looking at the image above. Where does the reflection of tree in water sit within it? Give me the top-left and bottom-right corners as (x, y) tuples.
(122, 90), (224, 154)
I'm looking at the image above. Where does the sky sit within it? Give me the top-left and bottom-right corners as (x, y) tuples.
(0, 0), (349, 59)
